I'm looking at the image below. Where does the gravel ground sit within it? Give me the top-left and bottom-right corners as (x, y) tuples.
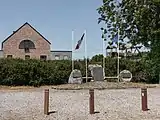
(1, 88), (160, 120)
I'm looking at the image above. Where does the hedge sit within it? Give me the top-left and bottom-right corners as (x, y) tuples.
(0, 59), (71, 86)
(0, 57), (150, 86)
(91, 57), (148, 82)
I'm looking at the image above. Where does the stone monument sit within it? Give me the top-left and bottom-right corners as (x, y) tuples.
(88, 64), (104, 81)
(119, 70), (132, 82)
(68, 69), (83, 84)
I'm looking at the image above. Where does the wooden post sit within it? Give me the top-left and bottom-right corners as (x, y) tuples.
(44, 89), (49, 115)
(89, 89), (94, 114)
(141, 88), (148, 111)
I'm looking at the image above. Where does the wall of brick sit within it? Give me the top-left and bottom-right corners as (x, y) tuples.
(2, 24), (51, 60)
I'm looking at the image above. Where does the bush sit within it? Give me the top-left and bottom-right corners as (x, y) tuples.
(0, 56), (156, 86)
(90, 56), (149, 83)
(0, 58), (72, 86)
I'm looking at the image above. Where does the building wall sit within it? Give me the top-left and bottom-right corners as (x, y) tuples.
(0, 50), (3, 58)
(0, 50), (72, 60)
(2, 24), (51, 60)
(50, 51), (72, 60)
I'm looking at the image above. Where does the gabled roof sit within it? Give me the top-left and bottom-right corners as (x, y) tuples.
(2, 22), (51, 48)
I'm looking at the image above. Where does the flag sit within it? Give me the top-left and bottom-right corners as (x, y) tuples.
(112, 33), (118, 43)
(75, 33), (85, 50)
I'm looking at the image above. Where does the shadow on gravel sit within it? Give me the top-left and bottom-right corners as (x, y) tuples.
(94, 111), (100, 114)
(49, 111), (57, 115)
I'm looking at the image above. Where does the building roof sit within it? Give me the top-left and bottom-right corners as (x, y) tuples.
(51, 50), (72, 52)
(2, 22), (51, 48)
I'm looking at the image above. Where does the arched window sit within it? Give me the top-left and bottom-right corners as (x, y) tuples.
(19, 40), (35, 53)
(19, 40), (35, 49)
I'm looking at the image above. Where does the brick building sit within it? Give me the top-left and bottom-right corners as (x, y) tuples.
(0, 22), (72, 60)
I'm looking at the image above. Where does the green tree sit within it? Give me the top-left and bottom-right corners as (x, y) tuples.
(91, 54), (103, 62)
(97, 0), (160, 83)
(97, 0), (160, 46)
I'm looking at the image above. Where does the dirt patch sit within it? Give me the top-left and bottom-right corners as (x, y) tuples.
(0, 86), (34, 90)
(51, 81), (159, 90)
(0, 82), (159, 91)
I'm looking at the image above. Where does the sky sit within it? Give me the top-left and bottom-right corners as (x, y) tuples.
(0, 0), (105, 59)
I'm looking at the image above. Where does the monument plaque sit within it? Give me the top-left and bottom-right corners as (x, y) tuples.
(68, 69), (83, 84)
(119, 70), (132, 82)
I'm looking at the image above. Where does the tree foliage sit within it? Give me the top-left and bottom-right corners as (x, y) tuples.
(90, 54), (103, 62)
(97, 0), (160, 47)
(97, 0), (160, 83)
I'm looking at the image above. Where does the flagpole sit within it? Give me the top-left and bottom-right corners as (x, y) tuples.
(102, 38), (105, 79)
(72, 31), (74, 72)
(117, 29), (120, 82)
(103, 24), (108, 79)
(84, 30), (88, 83)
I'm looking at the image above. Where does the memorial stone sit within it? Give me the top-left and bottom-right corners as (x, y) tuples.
(88, 64), (104, 81)
(68, 69), (83, 84)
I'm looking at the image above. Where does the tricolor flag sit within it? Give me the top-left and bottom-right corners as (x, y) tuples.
(112, 33), (118, 47)
(75, 33), (85, 50)
(112, 33), (118, 43)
